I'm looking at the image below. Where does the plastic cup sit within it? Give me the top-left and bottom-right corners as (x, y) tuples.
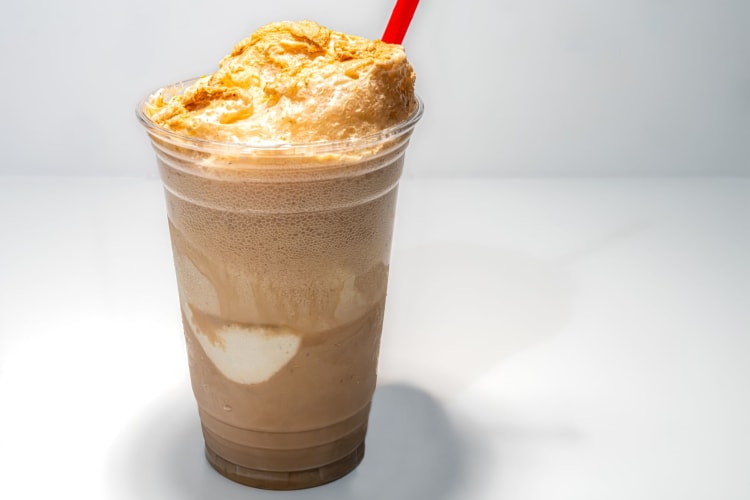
(136, 79), (423, 490)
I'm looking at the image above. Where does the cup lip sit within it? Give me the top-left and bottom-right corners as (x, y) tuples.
(136, 77), (424, 155)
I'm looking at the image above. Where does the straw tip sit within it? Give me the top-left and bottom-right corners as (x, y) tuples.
(381, 0), (420, 45)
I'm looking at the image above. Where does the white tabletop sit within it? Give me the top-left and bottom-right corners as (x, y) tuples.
(1, 176), (748, 499)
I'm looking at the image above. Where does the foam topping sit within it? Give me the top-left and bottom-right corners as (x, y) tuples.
(145, 20), (417, 145)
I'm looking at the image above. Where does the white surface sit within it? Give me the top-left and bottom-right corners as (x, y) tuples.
(1, 176), (748, 499)
(1, 0), (749, 177)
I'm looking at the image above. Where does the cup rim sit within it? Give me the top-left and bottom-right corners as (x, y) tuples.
(136, 77), (423, 155)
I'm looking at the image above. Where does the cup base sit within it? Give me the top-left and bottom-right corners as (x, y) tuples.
(204, 441), (366, 490)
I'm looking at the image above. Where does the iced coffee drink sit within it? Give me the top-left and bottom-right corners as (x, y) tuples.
(137, 20), (421, 489)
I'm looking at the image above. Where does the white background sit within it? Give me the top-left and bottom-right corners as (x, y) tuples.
(1, 177), (749, 500)
(0, 0), (748, 177)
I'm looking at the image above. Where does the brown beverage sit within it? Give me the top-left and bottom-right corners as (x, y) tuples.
(136, 21), (422, 489)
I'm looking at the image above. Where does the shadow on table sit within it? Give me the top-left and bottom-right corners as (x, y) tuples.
(108, 382), (466, 500)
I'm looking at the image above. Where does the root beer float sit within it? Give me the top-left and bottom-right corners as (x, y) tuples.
(137, 20), (422, 489)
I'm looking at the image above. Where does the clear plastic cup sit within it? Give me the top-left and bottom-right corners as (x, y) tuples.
(136, 79), (423, 490)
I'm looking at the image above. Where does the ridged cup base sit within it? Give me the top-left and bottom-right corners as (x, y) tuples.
(204, 441), (365, 490)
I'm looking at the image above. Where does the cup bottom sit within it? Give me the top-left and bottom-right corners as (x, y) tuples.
(204, 440), (365, 490)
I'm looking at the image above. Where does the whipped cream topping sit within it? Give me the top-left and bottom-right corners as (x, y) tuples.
(145, 20), (417, 145)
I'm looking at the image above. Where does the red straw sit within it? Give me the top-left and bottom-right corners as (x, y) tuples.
(381, 0), (420, 44)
